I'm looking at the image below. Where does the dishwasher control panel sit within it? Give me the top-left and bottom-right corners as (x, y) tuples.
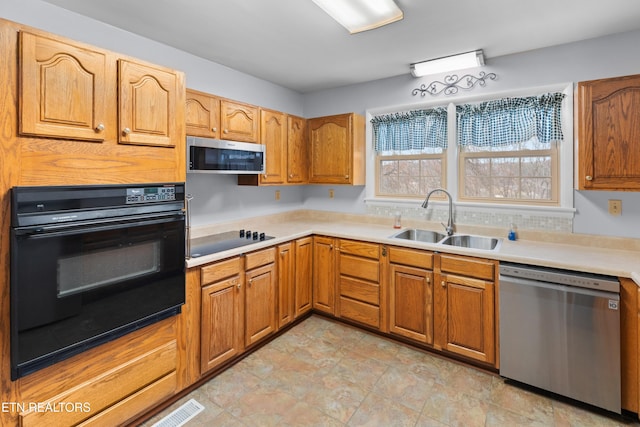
(499, 263), (619, 293)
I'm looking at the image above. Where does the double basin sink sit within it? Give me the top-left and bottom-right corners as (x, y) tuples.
(390, 228), (501, 251)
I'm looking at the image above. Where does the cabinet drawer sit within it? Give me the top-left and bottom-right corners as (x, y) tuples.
(20, 341), (177, 427)
(439, 254), (495, 280)
(339, 297), (380, 328)
(201, 257), (242, 285)
(388, 246), (434, 269)
(245, 247), (276, 270)
(338, 239), (380, 259)
(340, 276), (379, 305)
(339, 254), (379, 282)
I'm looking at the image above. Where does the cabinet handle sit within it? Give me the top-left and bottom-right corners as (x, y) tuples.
(233, 279), (241, 289)
(248, 278), (253, 286)
(263, 174), (268, 179)
(441, 280), (446, 288)
(95, 123), (105, 132)
(289, 174), (294, 178)
(585, 175), (593, 181)
(212, 127), (217, 132)
(344, 174), (350, 179)
(426, 277), (431, 284)
(123, 127), (131, 135)
(280, 250), (286, 256)
(381, 246), (387, 257)
(329, 244), (333, 250)
(223, 129), (229, 134)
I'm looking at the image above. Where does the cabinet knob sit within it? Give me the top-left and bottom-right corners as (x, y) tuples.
(223, 129), (229, 134)
(212, 127), (217, 132)
(426, 277), (431, 284)
(233, 279), (241, 289)
(329, 244), (333, 250)
(289, 174), (294, 178)
(123, 127), (131, 135)
(248, 278), (253, 286)
(585, 175), (593, 181)
(95, 123), (105, 132)
(280, 250), (286, 256)
(344, 174), (349, 179)
(441, 280), (446, 288)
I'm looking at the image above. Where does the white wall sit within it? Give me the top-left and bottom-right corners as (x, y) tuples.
(3, 1), (640, 237)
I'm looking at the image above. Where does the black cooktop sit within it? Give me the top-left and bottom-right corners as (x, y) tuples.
(189, 229), (274, 258)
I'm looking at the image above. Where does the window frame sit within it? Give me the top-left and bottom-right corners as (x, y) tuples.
(375, 151), (447, 199)
(365, 83), (574, 213)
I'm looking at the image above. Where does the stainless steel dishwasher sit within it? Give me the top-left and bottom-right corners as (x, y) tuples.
(499, 263), (621, 413)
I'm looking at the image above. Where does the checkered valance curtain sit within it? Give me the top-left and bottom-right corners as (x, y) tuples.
(456, 92), (566, 147)
(371, 108), (448, 152)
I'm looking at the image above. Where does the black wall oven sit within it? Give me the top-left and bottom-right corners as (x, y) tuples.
(10, 183), (186, 380)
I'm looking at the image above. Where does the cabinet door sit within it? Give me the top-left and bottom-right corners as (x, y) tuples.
(201, 275), (244, 374)
(435, 274), (495, 364)
(220, 99), (259, 143)
(118, 59), (177, 147)
(185, 89), (220, 138)
(260, 109), (287, 184)
(577, 74), (640, 190)
(277, 242), (294, 329)
(19, 31), (108, 141)
(294, 237), (313, 318)
(287, 115), (308, 184)
(389, 264), (433, 344)
(245, 263), (277, 347)
(308, 114), (352, 184)
(312, 236), (336, 314)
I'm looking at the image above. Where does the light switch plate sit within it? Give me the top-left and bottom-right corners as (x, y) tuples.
(608, 199), (622, 216)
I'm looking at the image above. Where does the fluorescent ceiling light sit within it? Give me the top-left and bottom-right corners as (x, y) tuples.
(411, 50), (485, 77)
(311, 0), (403, 34)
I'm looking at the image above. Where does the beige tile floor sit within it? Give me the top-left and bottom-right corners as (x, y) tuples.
(142, 315), (640, 427)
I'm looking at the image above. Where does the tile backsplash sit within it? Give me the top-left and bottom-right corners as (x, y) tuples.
(366, 204), (573, 233)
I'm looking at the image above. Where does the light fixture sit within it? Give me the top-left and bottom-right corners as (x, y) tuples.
(311, 0), (403, 34)
(410, 50), (485, 77)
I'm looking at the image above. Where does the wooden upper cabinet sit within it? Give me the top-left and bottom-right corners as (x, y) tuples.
(220, 99), (259, 143)
(260, 108), (287, 184)
(118, 59), (178, 147)
(19, 31), (109, 141)
(185, 89), (220, 138)
(287, 115), (308, 183)
(577, 74), (640, 190)
(308, 112), (365, 185)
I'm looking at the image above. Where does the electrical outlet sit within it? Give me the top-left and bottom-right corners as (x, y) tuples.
(275, 190), (280, 201)
(329, 189), (334, 199)
(608, 199), (622, 216)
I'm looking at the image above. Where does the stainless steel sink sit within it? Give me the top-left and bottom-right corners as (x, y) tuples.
(390, 228), (447, 244)
(440, 234), (501, 250)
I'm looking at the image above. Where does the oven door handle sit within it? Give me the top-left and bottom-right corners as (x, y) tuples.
(13, 212), (184, 238)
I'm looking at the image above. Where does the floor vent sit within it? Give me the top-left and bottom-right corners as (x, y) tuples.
(152, 398), (205, 427)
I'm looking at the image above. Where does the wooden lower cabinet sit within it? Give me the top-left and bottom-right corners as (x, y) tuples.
(244, 251), (277, 347)
(294, 237), (313, 318)
(388, 246), (434, 344)
(313, 236), (336, 314)
(200, 257), (244, 374)
(434, 254), (497, 365)
(278, 242), (295, 328)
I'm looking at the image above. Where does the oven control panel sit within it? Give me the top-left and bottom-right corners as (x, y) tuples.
(126, 186), (176, 203)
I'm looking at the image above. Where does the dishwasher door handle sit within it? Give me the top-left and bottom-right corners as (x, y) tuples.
(499, 275), (619, 301)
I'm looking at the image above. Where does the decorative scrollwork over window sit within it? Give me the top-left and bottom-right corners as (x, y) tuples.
(412, 72), (497, 96)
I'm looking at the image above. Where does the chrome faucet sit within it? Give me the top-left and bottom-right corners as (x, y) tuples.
(421, 188), (455, 236)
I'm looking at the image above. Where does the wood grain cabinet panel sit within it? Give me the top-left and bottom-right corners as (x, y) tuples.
(260, 108), (287, 184)
(245, 263), (277, 347)
(185, 89), (220, 138)
(308, 113), (365, 185)
(277, 242), (295, 328)
(118, 59), (178, 147)
(19, 31), (108, 141)
(287, 115), (308, 183)
(220, 99), (259, 143)
(313, 236), (336, 314)
(294, 237), (313, 318)
(577, 74), (640, 190)
(201, 275), (244, 374)
(389, 263), (433, 344)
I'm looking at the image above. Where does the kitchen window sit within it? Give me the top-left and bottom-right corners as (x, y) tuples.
(369, 87), (571, 209)
(372, 107), (448, 199)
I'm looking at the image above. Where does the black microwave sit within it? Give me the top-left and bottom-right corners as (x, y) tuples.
(187, 136), (265, 174)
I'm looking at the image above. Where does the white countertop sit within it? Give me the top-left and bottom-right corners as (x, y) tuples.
(186, 214), (640, 287)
